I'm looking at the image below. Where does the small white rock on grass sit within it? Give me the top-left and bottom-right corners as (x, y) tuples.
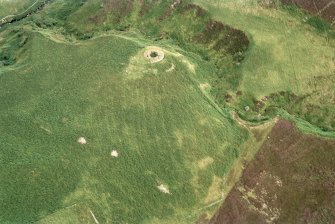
(77, 137), (87, 145)
(111, 150), (119, 157)
(157, 184), (171, 194)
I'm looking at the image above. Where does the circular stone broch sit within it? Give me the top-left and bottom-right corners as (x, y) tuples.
(144, 46), (165, 63)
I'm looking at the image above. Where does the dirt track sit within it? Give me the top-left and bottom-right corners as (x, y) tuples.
(281, 0), (335, 23)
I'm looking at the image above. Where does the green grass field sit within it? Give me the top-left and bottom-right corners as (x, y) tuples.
(0, 27), (249, 223)
(0, 0), (334, 223)
(194, 0), (335, 132)
(194, 0), (334, 96)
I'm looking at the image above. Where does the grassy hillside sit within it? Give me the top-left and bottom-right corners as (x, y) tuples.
(0, 15), (249, 224)
(194, 0), (335, 132)
(0, 0), (35, 18)
(0, 0), (334, 223)
(0, 0), (47, 25)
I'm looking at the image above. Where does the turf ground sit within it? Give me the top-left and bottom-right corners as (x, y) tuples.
(0, 29), (248, 223)
(0, 0), (334, 223)
(194, 0), (334, 98)
(194, 0), (335, 132)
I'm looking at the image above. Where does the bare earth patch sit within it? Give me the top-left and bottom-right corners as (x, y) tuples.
(165, 63), (175, 72)
(200, 83), (211, 91)
(157, 184), (171, 194)
(111, 150), (119, 157)
(77, 137), (87, 145)
(198, 157), (214, 169)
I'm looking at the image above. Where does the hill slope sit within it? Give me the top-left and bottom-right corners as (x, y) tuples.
(0, 1), (251, 222)
(0, 0), (334, 223)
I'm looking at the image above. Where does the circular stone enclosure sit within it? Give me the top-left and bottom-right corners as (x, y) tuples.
(144, 46), (165, 63)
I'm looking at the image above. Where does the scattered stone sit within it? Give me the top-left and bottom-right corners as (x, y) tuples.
(171, 0), (181, 9)
(144, 46), (165, 63)
(77, 137), (87, 145)
(165, 63), (175, 72)
(111, 150), (119, 157)
(40, 126), (52, 134)
(157, 184), (171, 194)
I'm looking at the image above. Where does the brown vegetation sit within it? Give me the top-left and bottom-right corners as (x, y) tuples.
(281, 0), (335, 23)
(210, 120), (335, 223)
(196, 19), (249, 58)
